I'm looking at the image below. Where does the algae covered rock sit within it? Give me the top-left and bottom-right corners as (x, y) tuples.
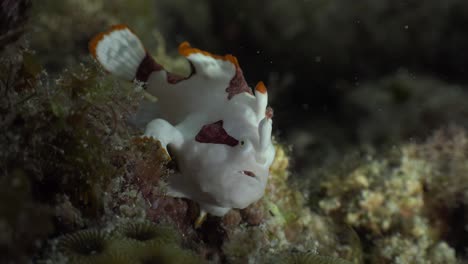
(0, 35), (144, 263)
(318, 127), (468, 263)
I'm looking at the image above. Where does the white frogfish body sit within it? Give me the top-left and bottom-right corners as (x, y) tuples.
(90, 25), (275, 216)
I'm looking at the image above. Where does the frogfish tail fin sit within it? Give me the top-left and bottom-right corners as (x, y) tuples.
(89, 25), (161, 82)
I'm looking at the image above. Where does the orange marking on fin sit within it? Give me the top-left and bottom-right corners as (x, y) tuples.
(88, 24), (131, 58)
(178, 41), (240, 68)
(255, 81), (267, 94)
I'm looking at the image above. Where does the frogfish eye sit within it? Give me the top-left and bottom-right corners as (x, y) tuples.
(242, 170), (256, 177)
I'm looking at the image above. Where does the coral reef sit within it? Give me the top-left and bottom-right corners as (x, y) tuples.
(3, 1), (468, 263)
(318, 126), (468, 263)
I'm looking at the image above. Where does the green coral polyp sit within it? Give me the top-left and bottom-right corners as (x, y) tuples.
(118, 221), (180, 245)
(58, 229), (112, 261)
